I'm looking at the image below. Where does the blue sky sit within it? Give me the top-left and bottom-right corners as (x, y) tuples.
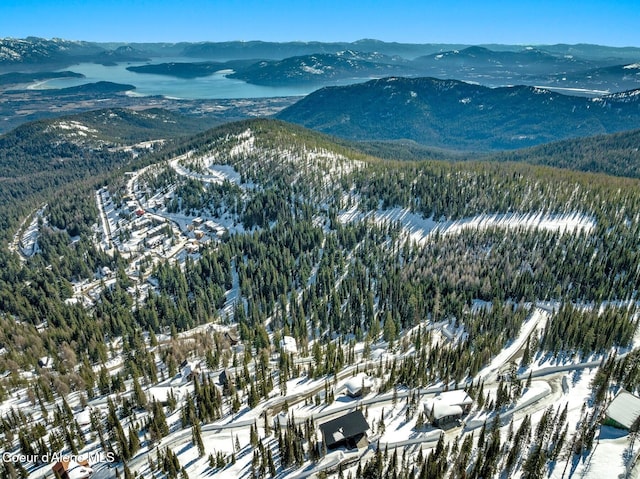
(1, 0), (638, 46)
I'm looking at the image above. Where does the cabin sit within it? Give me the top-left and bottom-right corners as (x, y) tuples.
(424, 390), (473, 427)
(203, 220), (218, 232)
(38, 356), (54, 369)
(319, 410), (370, 450)
(440, 390), (473, 414)
(185, 239), (201, 254)
(52, 458), (93, 479)
(224, 330), (239, 346)
(75, 408), (94, 426)
(180, 360), (200, 382)
(604, 390), (640, 432)
(280, 336), (298, 355)
(343, 373), (374, 398)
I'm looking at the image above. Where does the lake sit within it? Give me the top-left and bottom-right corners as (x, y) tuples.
(29, 58), (362, 100)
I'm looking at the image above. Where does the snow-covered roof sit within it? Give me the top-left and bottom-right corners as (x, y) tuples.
(606, 390), (640, 429)
(75, 408), (93, 426)
(425, 397), (463, 420)
(344, 373), (374, 395)
(280, 336), (298, 354)
(437, 390), (473, 407)
(181, 362), (196, 379)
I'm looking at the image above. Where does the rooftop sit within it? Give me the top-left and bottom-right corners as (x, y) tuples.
(606, 390), (640, 430)
(319, 410), (369, 448)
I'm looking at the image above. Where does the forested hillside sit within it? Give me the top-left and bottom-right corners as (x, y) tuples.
(277, 77), (640, 150)
(2, 118), (639, 374)
(2, 118), (640, 479)
(0, 108), (218, 236)
(490, 128), (640, 178)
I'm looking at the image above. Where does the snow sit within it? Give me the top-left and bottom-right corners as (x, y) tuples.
(50, 121), (98, 136)
(425, 398), (463, 420)
(170, 155), (242, 185)
(147, 386), (181, 403)
(439, 211), (595, 239)
(436, 390), (473, 408)
(511, 381), (552, 414)
(477, 308), (548, 381)
(340, 208), (595, 246)
(207, 164), (242, 183)
(302, 64), (324, 75)
(343, 373), (374, 396)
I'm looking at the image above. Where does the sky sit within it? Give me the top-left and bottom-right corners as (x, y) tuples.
(0, 0), (638, 47)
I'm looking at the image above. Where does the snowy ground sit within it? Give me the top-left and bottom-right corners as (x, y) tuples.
(476, 308), (549, 382)
(339, 207), (596, 246)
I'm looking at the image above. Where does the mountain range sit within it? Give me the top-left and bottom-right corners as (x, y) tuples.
(2, 37), (639, 92)
(126, 45), (640, 92)
(277, 76), (640, 150)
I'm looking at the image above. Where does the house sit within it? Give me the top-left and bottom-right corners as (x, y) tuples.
(604, 390), (640, 431)
(186, 240), (201, 254)
(439, 390), (473, 414)
(180, 360), (199, 382)
(280, 336), (298, 355)
(425, 399), (463, 427)
(219, 368), (234, 387)
(319, 410), (370, 450)
(343, 373), (374, 398)
(52, 458), (93, 479)
(203, 220), (218, 232)
(38, 356), (53, 369)
(424, 390), (473, 427)
(75, 408), (94, 426)
(224, 330), (239, 346)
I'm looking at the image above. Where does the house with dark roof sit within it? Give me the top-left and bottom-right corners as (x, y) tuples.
(224, 330), (239, 346)
(319, 410), (369, 450)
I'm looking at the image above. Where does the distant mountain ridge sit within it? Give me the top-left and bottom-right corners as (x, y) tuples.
(277, 76), (640, 150)
(226, 51), (415, 86)
(136, 44), (640, 92)
(0, 37), (150, 69)
(2, 37), (639, 94)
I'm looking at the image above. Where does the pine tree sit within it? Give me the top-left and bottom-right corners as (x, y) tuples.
(128, 425), (140, 457)
(133, 377), (147, 408)
(192, 422), (205, 457)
